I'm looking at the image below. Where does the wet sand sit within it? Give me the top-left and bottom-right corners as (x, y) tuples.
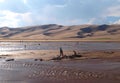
(0, 59), (120, 83)
(0, 41), (120, 83)
(0, 50), (120, 83)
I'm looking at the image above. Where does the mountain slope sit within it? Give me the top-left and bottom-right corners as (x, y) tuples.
(0, 24), (120, 40)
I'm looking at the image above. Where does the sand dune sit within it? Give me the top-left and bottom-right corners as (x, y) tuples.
(0, 24), (120, 40)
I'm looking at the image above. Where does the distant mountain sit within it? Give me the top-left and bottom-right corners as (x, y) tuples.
(0, 24), (120, 40)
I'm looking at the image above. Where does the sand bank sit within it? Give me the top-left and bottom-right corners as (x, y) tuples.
(0, 50), (119, 61)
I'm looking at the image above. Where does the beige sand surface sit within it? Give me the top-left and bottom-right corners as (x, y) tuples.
(0, 50), (120, 61)
(0, 50), (74, 60)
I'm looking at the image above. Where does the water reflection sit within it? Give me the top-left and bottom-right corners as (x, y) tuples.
(0, 42), (120, 52)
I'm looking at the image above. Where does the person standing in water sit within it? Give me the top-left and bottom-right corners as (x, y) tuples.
(60, 47), (64, 57)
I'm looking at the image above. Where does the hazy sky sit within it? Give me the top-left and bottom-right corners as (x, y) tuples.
(0, 0), (120, 27)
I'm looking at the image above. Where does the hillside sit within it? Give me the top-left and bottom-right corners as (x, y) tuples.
(0, 24), (120, 40)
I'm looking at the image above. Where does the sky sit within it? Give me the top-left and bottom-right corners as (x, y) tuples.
(0, 0), (120, 27)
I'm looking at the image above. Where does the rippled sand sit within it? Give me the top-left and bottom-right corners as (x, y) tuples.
(0, 48), (120, 83)
(0, 59), (119, 83)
